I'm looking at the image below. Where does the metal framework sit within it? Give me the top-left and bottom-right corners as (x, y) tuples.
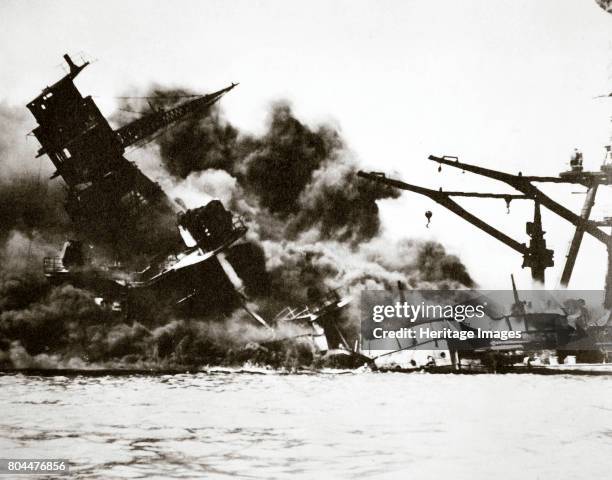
(358, 153), (612, 305)
(115, 83), (237, 148)
(27, 54), (237, 259)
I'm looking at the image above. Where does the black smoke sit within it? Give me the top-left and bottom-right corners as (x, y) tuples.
(0, 91), (474, 370)
(135, 91), (400, 244)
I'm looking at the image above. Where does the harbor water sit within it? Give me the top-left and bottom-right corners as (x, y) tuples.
(1, 370), (611, 479)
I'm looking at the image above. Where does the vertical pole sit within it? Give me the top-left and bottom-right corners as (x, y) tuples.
(559, 183), (599, 287)
(528, 202), (547, 284)
(605, 244), (612, 309)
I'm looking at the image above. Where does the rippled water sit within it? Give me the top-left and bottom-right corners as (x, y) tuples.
(1, 370), (611, 479)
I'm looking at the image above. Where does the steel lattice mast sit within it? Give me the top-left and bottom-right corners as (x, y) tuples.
(115, 83), (237, 148)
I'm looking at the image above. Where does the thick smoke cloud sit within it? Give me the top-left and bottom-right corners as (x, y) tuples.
(0, 92), (474, 370)
(0, 103), (39, 180)
(141, 88), (473, 295)
(0, 179), (70, 243)
(0, 102), (71, 253)
(145, 92), (400, 244)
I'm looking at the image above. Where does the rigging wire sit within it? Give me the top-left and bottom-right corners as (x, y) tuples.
(118, 108), (149, 115)
(26, 156), (45, 272)
(93, 94), (204, 100)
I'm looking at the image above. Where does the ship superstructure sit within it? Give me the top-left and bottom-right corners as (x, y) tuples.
(27, 55), (266, 323)
(28, 55), (237, 260)
(26, 55), (369, 353)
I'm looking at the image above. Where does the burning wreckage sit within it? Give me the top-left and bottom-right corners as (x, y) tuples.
(26, 54), (368, 368)
(16, 54), (612, 373)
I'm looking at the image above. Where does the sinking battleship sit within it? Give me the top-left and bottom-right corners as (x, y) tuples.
(27, 54), (366, 367)
(27, 54), (262, 320)
(30, 54), (612, 374)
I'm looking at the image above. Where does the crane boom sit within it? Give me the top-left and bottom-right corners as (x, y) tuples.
(357, 171), (528, 254)
(357, 170), (554, 283)
(428, 155), (611, 245)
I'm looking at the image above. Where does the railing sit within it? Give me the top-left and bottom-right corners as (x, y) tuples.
(310, 289), (345, 313)
(43, 257), (67, 274)
(275, 306), (312, 323)
(275, 289), (349, 324)
(209, 215), (247, 249)
(231, 215), (248, 236)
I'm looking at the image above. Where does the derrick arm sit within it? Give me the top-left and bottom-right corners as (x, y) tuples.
(357, 171), (528, 255)
(429, 155), (611, 245)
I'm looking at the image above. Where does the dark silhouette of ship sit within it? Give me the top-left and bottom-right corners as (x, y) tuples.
(28, 54), (267, 324)
(27, 54), (368, 367)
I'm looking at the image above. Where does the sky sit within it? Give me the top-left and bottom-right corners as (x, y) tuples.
(1, 0), (612, 290)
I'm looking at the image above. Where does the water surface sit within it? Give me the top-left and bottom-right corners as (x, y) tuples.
(1, 370), (611, 479)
